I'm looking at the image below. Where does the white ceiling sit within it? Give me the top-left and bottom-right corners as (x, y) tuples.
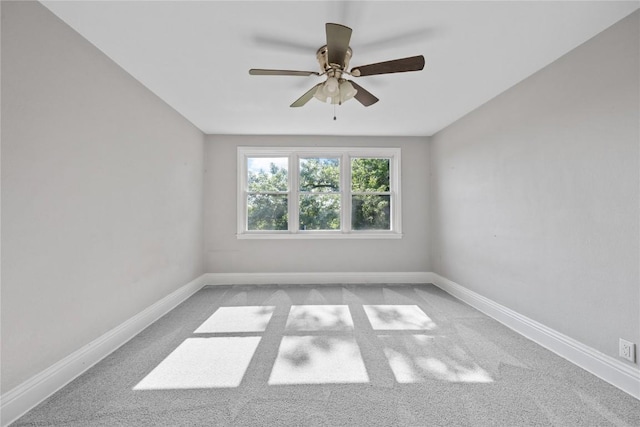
(41, 1), (638, 137)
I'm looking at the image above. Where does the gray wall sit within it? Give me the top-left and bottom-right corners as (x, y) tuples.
(430, 11), (639, 363)
(1, 1), (205, 392)
(204, 135), (430, 274)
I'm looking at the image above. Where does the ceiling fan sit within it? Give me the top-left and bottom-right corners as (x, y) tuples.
(249, 23), (425, 108)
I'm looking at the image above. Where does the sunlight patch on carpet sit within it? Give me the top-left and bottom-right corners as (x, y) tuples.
(194, 306), (276, 333)
(269, 336), (369, 385)
(285, 305), (354, 331)
(133, 337), (261, 390)
(380, 335), (493, 383)
(364, 304), (436, 330)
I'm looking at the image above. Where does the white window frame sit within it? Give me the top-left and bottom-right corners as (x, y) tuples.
(237, 146), (402, 239)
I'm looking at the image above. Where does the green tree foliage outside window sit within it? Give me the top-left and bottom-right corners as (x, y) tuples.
(247, 159), (288, 230)
(248, 194), (288, 230)
(246, 156), (392, 232)
(351, 158), (391, 230)
(299, 158), (340, 230)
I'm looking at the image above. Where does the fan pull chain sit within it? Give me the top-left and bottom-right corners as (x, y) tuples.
(333, 103), (337, 121)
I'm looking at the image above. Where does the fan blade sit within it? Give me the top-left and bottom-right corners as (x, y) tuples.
(326, 23), (352, 67)
(290, 83), (323, 107)
(349, 81), (378, 107)
(351, 55), (425, 77)
(250, 69), (320, 76)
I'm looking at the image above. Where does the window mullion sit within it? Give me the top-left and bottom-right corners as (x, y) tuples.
(342, 153), (351, 233)
(290, 154), (298, 233)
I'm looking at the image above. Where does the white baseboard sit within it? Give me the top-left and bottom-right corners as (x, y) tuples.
(202, 271), (431, 286)
(430, 273), (640, 400)
(0, 274), (209, 427)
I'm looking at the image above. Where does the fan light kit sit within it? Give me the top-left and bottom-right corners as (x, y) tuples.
(249, 23), (425, 110)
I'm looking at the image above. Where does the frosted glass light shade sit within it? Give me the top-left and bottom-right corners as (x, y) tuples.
(323, 77), (339, 96)
(313, 78), (358, 105)
(314, 85), (330, 103)
(338, 80), (357, 103)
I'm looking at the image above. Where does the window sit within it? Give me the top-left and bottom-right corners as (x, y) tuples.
(237, 147), (401, 239)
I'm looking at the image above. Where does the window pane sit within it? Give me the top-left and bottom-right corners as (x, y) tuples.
(248, 194), (288, 230)
(248, 157), (288, 192)
(299, 194), (340, 230)
(351, 158), (390, 192)
(352, 195), (391, 230)
(299, 158), (340, 193)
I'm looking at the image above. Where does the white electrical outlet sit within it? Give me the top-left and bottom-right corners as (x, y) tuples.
(619, 338), (636, 363)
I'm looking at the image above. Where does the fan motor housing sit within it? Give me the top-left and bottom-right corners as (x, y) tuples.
(316, 45), (352, 75)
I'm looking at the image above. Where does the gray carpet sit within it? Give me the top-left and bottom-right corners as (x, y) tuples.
(12, 284), (640, 426)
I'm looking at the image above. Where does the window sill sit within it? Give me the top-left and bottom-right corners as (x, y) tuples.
(236, 232), (403, 240)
